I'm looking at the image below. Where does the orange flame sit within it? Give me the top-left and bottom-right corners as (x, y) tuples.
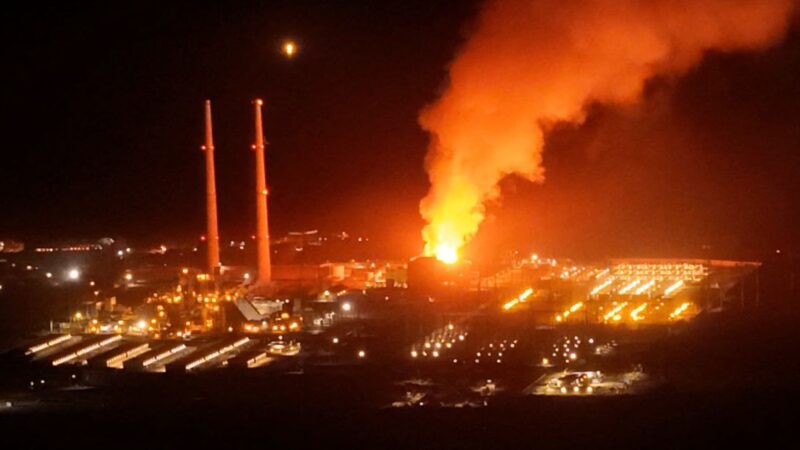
(419, 0), (795, 259)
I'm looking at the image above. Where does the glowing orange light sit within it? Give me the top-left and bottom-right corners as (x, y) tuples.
(282, 40), (297, 58)
(502, 288), (534, 311)
(630, 303), (648, 321)
(670, 302), (692, 320)
(432, 242), (458, 265)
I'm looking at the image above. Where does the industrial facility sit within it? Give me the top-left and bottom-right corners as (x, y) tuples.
(0, 94), (766, 399)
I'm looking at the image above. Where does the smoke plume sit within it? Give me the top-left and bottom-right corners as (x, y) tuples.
(419, 0), (795, 262)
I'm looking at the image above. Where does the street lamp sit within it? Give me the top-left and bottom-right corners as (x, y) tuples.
(67, 268), (80, 281)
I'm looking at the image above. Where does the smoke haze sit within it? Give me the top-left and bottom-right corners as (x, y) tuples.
(420, 0), (796, 260)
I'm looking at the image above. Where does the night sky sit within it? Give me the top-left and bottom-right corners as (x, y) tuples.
(3, 1), (800, 260)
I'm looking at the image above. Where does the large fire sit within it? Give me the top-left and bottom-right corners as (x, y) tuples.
(421, 177), (484, 264)
(431, 242), (458, 265)
(419, 0), (795, 262)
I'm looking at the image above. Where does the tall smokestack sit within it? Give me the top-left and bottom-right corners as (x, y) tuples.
(252, 99), (272, 284)
(203, 100), (221, 278)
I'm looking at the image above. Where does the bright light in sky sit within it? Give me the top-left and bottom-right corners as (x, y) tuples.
(282, 40), (297, 58)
